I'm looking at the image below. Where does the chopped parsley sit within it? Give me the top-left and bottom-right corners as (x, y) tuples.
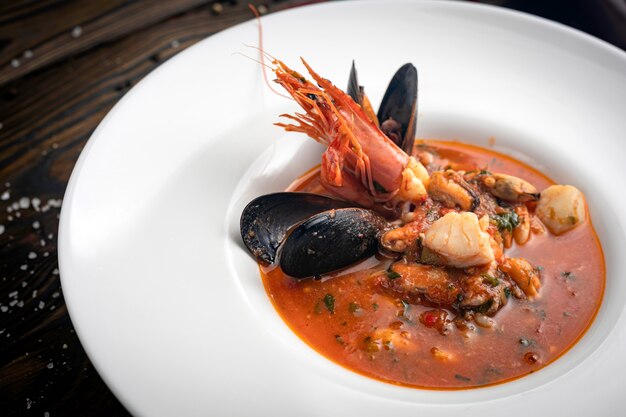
(492, 211), (520, 232)
(323, 293), (335, 314)
(387, 270), (401, 280)
(481, 274), (499, 287)
(561, 271), (577, 281)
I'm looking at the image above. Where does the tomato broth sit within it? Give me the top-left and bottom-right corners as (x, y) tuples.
(261, 141), (605, 389)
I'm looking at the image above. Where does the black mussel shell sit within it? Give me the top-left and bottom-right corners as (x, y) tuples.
(377, 63), (418, 154)
(240, 192), (351, 264)
(347, 60), (363, 105)
(280, 208), (386, 279)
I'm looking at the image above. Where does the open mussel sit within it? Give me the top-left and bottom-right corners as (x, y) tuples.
(240, 192), (351, 264)
(240, 192), (387, 278)
(280, 208), (386, 278)
(347, 61), (418, 154)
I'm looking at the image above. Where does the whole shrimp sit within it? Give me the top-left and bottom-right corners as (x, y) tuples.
(272, 59), (428, 212)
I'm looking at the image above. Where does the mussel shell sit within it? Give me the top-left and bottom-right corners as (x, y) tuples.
(347, 60), (363, 105)
(377, 63), (418, 154)
(240, 192), (351, 264)
(280, 208), (386, 279)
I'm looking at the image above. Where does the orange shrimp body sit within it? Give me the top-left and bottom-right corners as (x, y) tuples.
(273, 59), (409, 209)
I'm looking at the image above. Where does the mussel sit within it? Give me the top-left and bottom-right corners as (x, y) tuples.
(347, 61), (418, 154)
(240, 192), (387, 278)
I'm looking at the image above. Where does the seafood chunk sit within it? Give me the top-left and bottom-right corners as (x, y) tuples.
(500, 258), (541, 298)
(423, 212), (495, 268)
(386, 262), (460, 305)
(366, 327), (414, 352)
(536, 185), (586, 235)
(458, 264), (510, 314)
(398, 157), (430, 202)
(482, 173), (539, 202)
(428, 170), (478, 211)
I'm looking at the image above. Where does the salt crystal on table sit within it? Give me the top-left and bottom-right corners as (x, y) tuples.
(39, 301), (45, 309)
(31, 198), (41, 211)
(1, 191), (9, 200)
(23, 50), (34, 59)
(9, 291), (18, 298)
(28, 251), (37, 259)
(71, 26), (82, 38)
(20, 264), (28, 270)
(46, 362), (53, 369)
(11, 58), (20, 68)
(0, 225), (4, 235)
(32, 290), (37, 298)
(33, 221), (40, 229)
(19, 197), (30, 209)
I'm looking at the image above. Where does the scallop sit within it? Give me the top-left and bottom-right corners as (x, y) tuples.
(536, 185), (586, 235)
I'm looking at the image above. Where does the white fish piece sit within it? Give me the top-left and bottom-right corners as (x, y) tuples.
(423, 212), (494, 268)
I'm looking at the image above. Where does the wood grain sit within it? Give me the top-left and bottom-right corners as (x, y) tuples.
(0, 0), (219, 85)
(0, 1), (322, 415)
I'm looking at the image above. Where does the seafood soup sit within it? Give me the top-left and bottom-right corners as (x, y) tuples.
(240, 60), (605, 389)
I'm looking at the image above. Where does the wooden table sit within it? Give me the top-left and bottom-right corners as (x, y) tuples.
(0, 1), (623, 415)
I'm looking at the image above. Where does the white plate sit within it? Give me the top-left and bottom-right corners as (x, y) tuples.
(59, 1), (626, 416)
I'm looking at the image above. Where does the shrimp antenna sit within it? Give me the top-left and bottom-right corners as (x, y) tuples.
(247, 4), (292, 100)
(232, 51), (273, 70)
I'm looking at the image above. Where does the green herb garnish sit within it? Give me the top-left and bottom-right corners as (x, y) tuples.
(481, 274), (499, 287)
(323, 293), (335, 314)
(387, 270), (401, 280)
(561, 271), (576, 280)
(492, 211), (520, 232)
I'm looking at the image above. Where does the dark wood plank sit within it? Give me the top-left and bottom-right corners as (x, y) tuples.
(0, 0), (215, 85)
(0, 1), (322, 415)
